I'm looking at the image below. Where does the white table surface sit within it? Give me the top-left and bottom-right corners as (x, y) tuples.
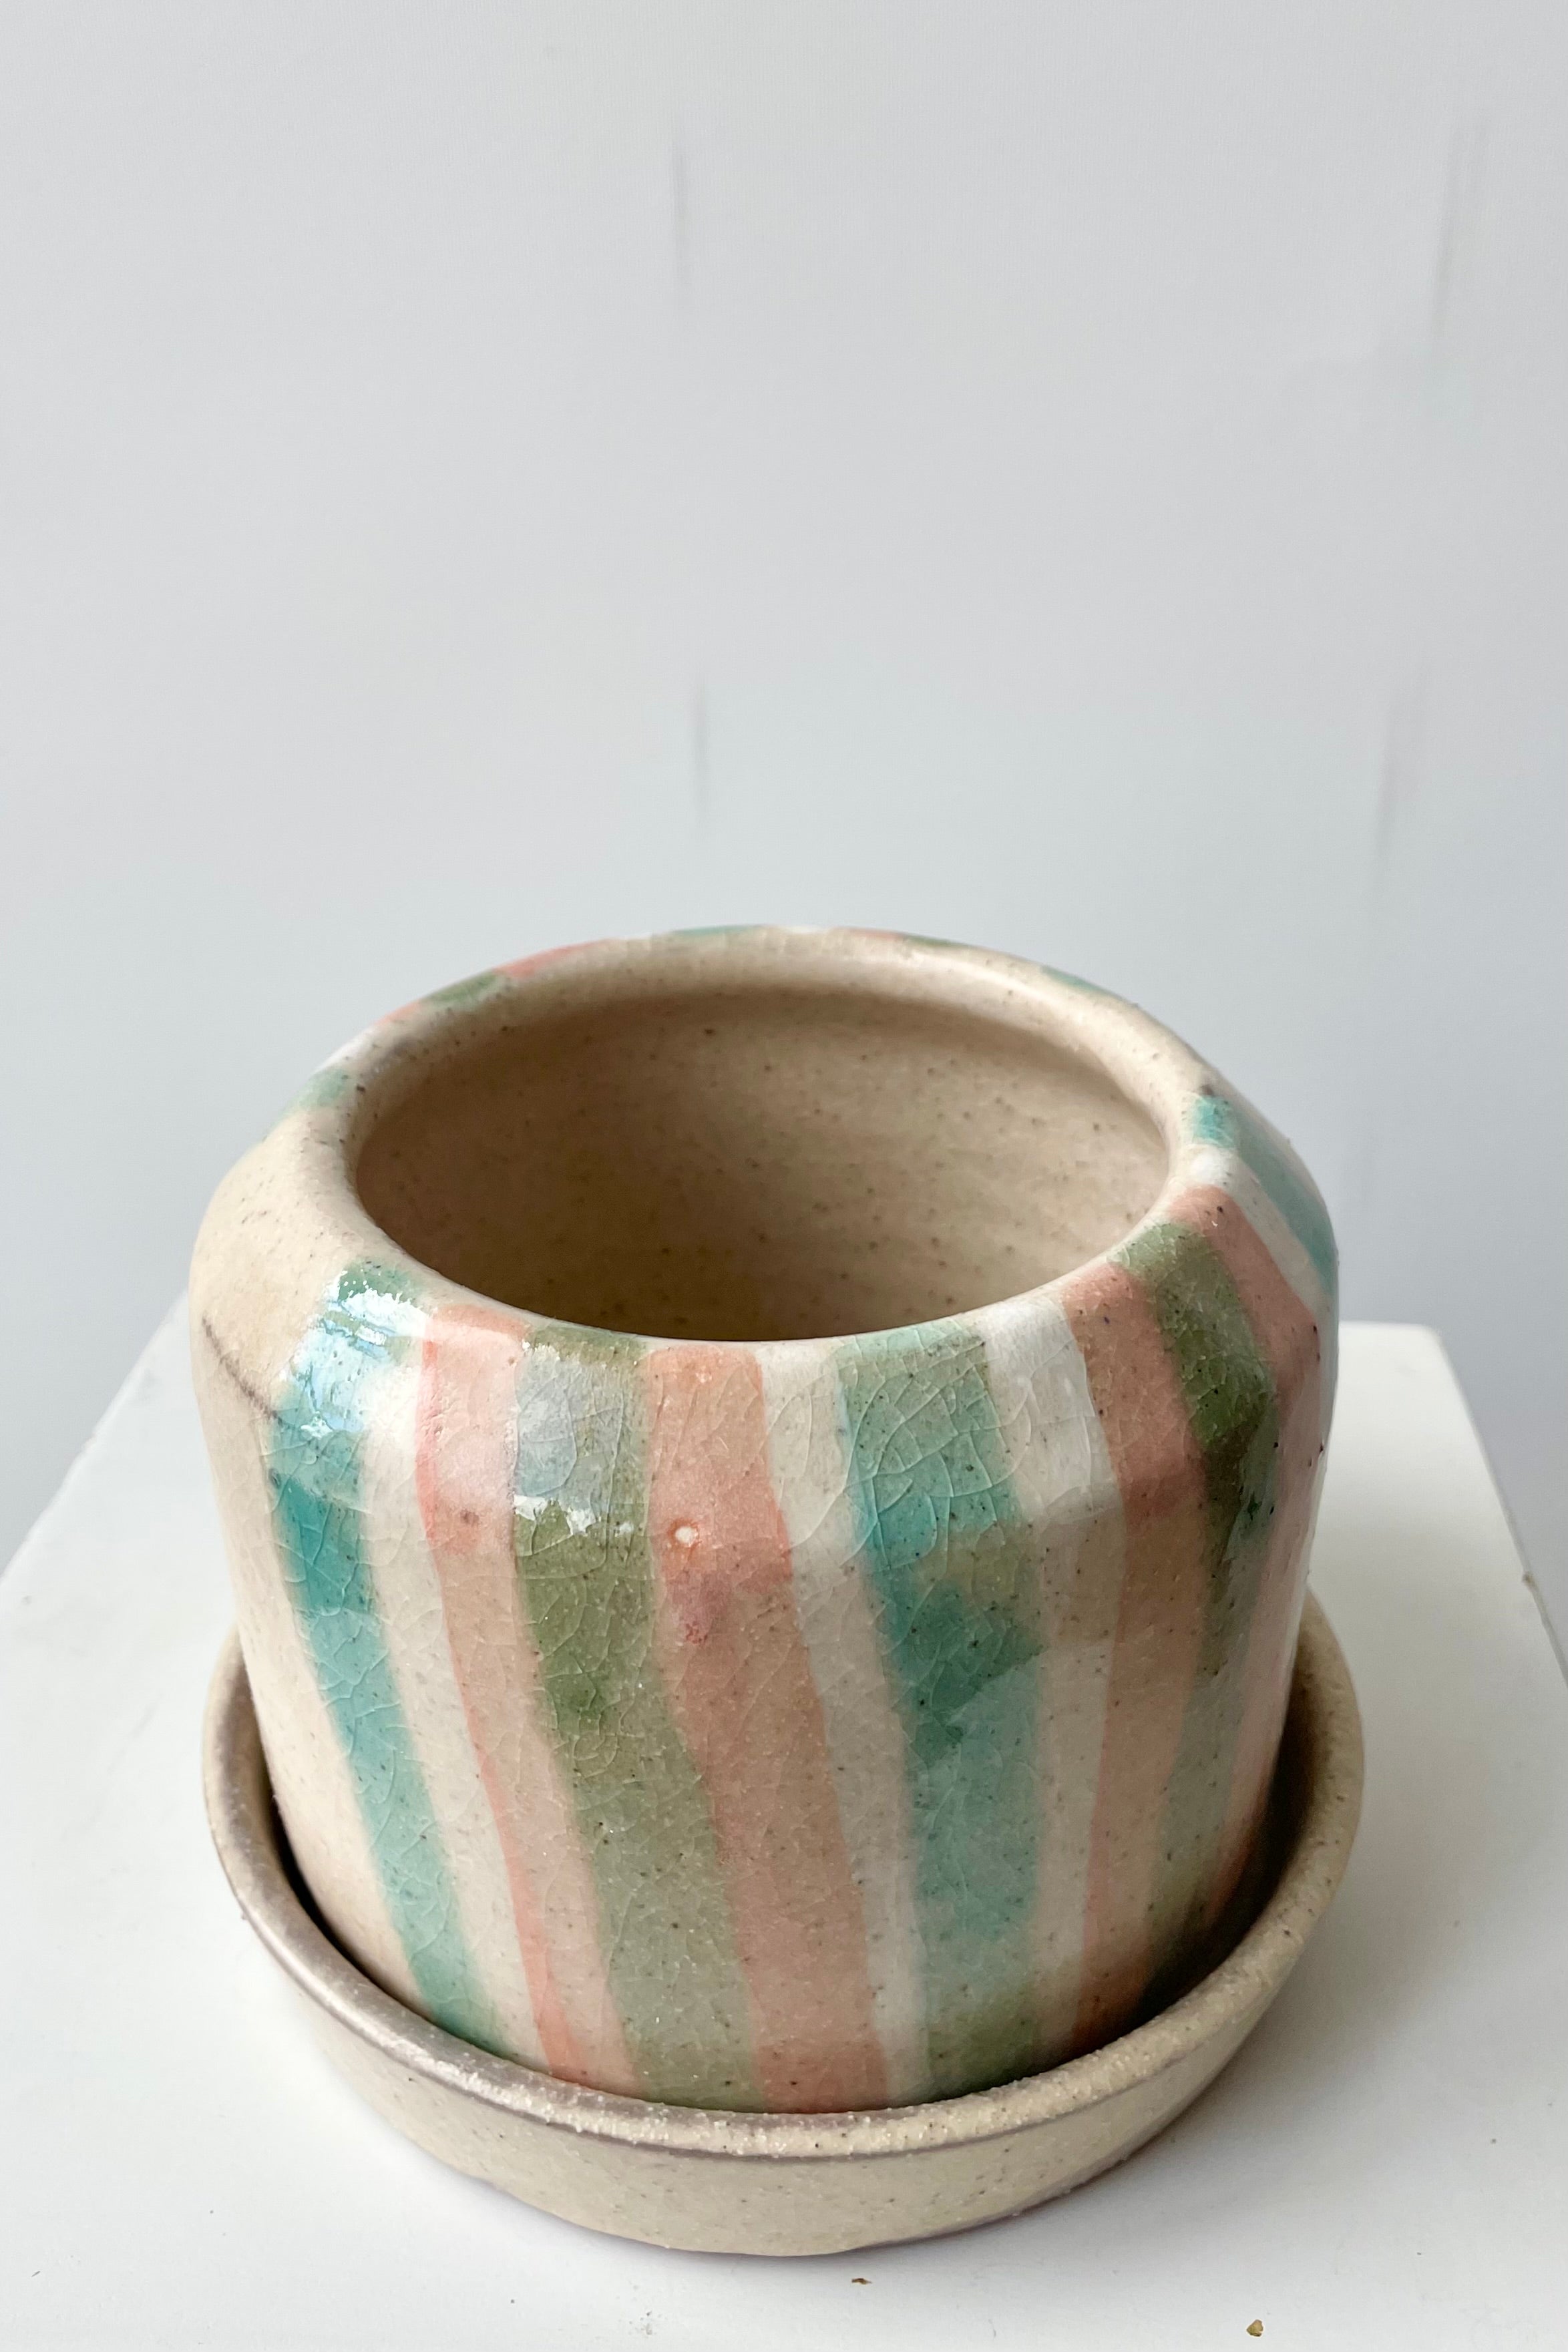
(3, 1314), (1565, 2350)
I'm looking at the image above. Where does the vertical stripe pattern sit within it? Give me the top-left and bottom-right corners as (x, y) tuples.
(249, 1075), (1334, 2112)
(981, 1296), (1127, 2065)
(1062, 1261), (1213, 2047)
(1116, 1218), (1280, 2005)
(509, 1331), (757, 2107)
(760, 1347), (927, 2100)
(415, 1304), (636, 2091)
(357, 1328), (542, 2062)
(644, 1346), (886, 2110)
(268, 1263), (502, 2051)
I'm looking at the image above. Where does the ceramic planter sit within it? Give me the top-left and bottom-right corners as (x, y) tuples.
(191, 926), (1337, 2116)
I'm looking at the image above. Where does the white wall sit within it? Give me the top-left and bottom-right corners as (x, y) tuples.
(3, 5), (1564, 1624)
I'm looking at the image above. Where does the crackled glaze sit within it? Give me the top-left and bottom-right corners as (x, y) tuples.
(191, 926), (1336, 2112)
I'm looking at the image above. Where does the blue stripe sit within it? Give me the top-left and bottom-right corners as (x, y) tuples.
(269, 1262), (501, 2052)
(835, 1324), (1044, 2096)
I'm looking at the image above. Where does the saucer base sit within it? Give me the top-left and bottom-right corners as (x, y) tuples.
(203, 1595), (1361, 2257)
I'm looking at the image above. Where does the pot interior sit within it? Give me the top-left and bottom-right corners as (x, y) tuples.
(355, 980), (1167, 1341)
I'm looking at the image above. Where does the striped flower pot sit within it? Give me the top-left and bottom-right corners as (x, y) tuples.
(191, 927), (1336, 2116)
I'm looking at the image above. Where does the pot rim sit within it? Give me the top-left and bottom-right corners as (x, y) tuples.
(231, 924), (1276, 1360)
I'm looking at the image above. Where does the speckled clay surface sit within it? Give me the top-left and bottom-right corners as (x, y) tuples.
(202, 1597), (1363, 2255)
(191, 926), (1338, 2114)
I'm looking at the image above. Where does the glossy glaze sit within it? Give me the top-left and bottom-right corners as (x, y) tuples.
(191, 927), (1336, 2110)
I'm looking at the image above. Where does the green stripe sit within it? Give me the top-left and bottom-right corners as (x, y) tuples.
(510, 1332), (757, 2108)
(269, 1263), (502, 2052)
(836, 1326), (1043, 2096)
(291, 1062), (353, 1113)
(1115, 1221), (1280, 1998)
(422, 968), (509, 1012)
(1191, 1090), (1337, 1301)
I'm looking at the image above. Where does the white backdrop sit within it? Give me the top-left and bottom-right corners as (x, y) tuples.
(3, 5), (1563, 1624)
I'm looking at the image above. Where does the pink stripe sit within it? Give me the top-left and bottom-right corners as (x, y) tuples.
(1062, 1262), (1211, 2051)
(385, 944), (589, 1023)
(644, 1346), (888, 2112)
(1163, 1185), (1328, 1931)
(415, 1304), (636, 2092)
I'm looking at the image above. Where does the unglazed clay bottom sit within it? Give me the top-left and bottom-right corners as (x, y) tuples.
(191, 927), (1339, 2115)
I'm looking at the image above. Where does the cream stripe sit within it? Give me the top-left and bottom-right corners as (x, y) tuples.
(759, 1347), (926, 2104)
(982, 1294), (1127, 2068)
(357, 1343), (544, 2064)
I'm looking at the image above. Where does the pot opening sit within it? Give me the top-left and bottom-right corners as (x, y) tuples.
(354, 978), (1167, 1342)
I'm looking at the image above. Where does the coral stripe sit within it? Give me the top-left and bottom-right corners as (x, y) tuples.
(1187, 1145), (1330, 1323)
(417, 1304), (634, 2091)
(1064, 1262), (1211, 2049)
(494, 943), (595, 983)
(645, 1346), (887, 2112)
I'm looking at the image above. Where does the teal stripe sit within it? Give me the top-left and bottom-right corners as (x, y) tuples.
(835, 1326), (1043, 2096)
(421, 968), (508, 1012)
(1191, 1090), (1338, 1300)
(291, 1062), (353, 1113)
(269, 1262), (502, 2054)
